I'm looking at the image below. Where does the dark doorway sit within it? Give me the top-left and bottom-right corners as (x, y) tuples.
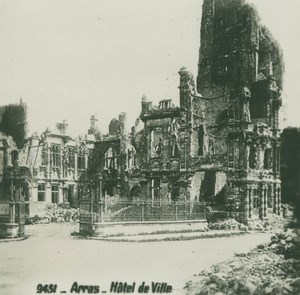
(68, 185), (75, 207)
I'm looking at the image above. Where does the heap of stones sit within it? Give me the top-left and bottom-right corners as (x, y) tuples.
(185, 228), (300, 295)
(27, 204), (79, 224)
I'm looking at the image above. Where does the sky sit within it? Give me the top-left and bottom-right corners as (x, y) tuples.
(0, 0), (299, 136)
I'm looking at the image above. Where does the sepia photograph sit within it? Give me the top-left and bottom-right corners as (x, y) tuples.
(0, 0), (299, 294)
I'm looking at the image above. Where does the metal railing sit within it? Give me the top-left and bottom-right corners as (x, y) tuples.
(79, 199), (206, 223)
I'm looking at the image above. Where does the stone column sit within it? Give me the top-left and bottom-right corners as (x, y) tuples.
(245, 144), (250, 170)
(244, 185), (250, 222)
(277, 184), (282, 215)
(263, 185), (267, 219)
(274, 185), (278, 214)
(10, 180), (14, 201)
(277, 147), (280, 176)
(268, 184), (273, 211)
(259, 185), (264, 220)
(248, 186), (253, 219)
(9, 202), (15, 223)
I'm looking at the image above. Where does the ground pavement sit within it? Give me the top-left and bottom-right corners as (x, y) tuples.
(0, 223), (272, 295)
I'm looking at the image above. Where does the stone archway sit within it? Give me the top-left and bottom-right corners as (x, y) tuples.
(128, 184), (141, 200)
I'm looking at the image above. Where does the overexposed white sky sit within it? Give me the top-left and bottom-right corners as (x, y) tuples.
(0, 0), (299, 136)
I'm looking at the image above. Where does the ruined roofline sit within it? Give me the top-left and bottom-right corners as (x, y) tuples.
(140, 92), (181, 121)
(197, 0), (284, 91)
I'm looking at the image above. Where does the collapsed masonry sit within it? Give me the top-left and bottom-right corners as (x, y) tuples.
(195, 0), (283, 224)
(1, 0), (281, 225)
(83, 0), (283, 225)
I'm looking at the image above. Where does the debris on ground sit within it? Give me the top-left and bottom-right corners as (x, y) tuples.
(185, 228), (300, 295)
(26, 203), (79, 224)
(208, 214), (286, 232)
(208, 218), (248, 231)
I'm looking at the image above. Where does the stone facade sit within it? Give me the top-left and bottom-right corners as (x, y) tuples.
(0, 101), (30, 202)
(2, 0), (282, 224)
(24, 119), (97, 216)
(83, 0), (283, 224)
(0, 102), (30, 238)
(195, 0), (283, 224)
(82, 112), (136, 200)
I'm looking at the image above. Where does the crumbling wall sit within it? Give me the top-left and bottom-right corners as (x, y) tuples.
(0, 103), (27, 149)
(190, 171), (205, 201)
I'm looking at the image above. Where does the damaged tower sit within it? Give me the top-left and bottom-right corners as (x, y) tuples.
(79, 0), (284, 226)
(196, 0), (283, 224)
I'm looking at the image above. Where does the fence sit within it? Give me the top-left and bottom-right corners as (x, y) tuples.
(0, 201), (26, 238)
(79, 199), (206, 223)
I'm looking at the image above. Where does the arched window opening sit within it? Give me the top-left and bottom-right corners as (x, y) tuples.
(249, 145), (256, 169)
(198, 125), (204, 156)
(104, 147), (117, 169)
(11, 150), (19, 165)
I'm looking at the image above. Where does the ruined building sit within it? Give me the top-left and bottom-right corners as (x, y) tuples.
(82, 0), (284, 225)
(195, 0), (283, 223)
(0, 0), (284, 226)
(0, 101), (31, 203)
(0, 101), (31, 237)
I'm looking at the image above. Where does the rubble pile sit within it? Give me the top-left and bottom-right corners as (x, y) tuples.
(45, 204), (79, 223)
(27, 204), (79, 224)
(208, 214), (286, 232)
(208, 219), (248, 231)
(185, 228), (300, 295)
(264, 214), (287, 230)
(282, 204), (295, 221)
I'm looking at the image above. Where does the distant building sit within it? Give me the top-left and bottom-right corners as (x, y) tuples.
(25, 118), (98, 216)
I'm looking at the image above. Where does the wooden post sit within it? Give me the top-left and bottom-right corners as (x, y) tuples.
(175, 202), (178, 221)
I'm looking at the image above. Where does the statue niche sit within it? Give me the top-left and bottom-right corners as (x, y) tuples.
(241, 86), (252, 122)
(150, 129), (164, 158)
